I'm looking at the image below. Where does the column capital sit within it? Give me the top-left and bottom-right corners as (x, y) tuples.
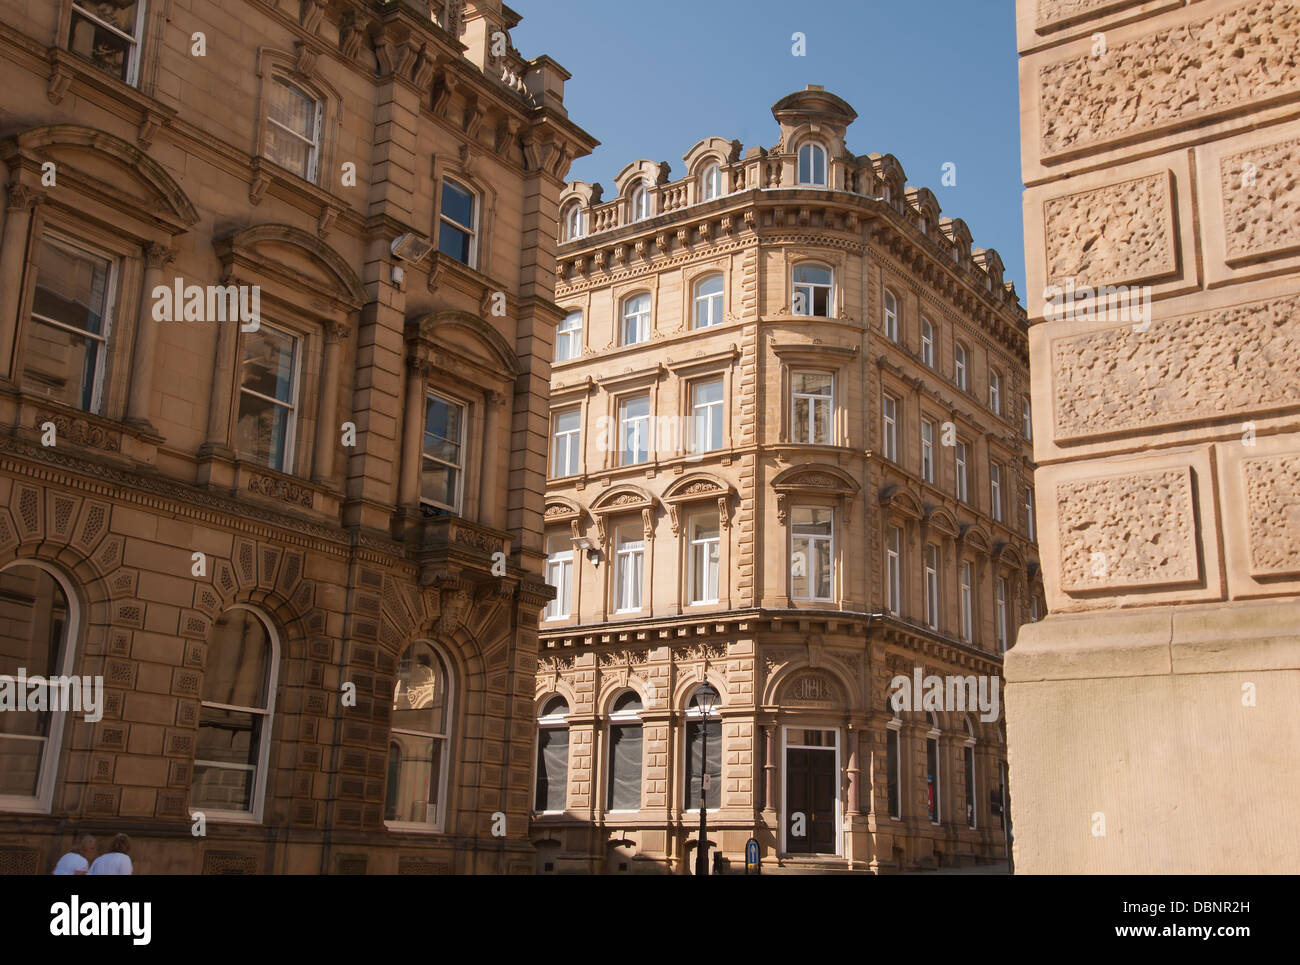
(5, 183), (44, 212)
(323, 321), (351, 345)
(145, 243), (178, 270)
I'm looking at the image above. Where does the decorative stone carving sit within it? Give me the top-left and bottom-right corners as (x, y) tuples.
(1220, 137), (1300, 263)
(1051, 293), (1300, 439)
(1056, 468), (1199, 592)
(1038, 1), (1300, 155)
(1036, 0), (1145, 29)
(1043, 173), (1175, 287)
(781, 671), (839, 705)
(34, 412), (119, 452)
(247, 474), (313, 507)
(1242, 454), (1300, 577)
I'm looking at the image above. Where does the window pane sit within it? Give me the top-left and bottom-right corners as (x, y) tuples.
(241, 326), (297, 403)
(32, 238), (110, 337)
(438, 223), (472, 264)
(270, 78), (315, 138)
(684, 720), (722, 809)
(384, 732), (440, 823)
(393, 642), (447, 736)
(191, 708), (260, 812)
(535, 727), (569, 812)
(792, 264), (831, 286)
(265, 128), (312, 180)
(927, 738), (940, 822)
(441, 181), (474, 229)
(887, 729), (901, 818)
(69, 4), (139, 82)
(607, 724), (642, 810)
(203, 610), (271, 708)
(424, 396), (463, 465)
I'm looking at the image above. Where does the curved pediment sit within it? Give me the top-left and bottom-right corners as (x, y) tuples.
(878, 485), (923, 520)
(663, 473), (734, 504)
(590, 485), (657, 515)
(960, 523), (992, 554)
(408, 310), (520, 378)
(994, 542), (1026, 571)
(772, 463), (861, 496)
(683, 136), (741, 174)
(543, 497), (585, 524)
(215, 224), (365, 309)
(924, 505), (961, 539)
(614, 158), (670, 196)
(6, 124), (198, 227)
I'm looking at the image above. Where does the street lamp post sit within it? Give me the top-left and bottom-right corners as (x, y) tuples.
(694, 683), (719, 876)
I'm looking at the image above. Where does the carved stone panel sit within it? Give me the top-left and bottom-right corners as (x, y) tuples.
(1036, 0), (1147, 31)
(780, 671), (840, 707)
(1220, 137), (1300, 264)
(1044, 172), (1176, 287)
(1242, 454), (1300, 577)
(1038, 1), (1300, 156)
(1051, 293), (1300, 440)
(1056, 468), (1199, 592)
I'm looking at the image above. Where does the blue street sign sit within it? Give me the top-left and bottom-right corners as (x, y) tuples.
(745, 837), (760, 873)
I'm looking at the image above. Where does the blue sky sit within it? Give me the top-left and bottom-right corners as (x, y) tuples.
(514, 0), (1027, 298)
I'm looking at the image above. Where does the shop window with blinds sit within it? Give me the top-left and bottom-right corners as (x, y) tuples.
(534, 696), (569, 813)
(606, 691), (643, 812)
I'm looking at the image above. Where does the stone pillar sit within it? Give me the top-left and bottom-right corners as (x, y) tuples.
(761, 724), (776, 812)
(846, 728), (860, 814)
(125, 242), (176, 428)
(1012, 0), (1300, 873)
(480, 389), (505, 529)
(203, 279), (240, 453)
(311, 322), (348, 484)
(398, 352), (430, 512)
(0, 184), (40, 380)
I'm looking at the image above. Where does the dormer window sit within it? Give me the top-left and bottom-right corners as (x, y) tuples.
(564, 203), (584, 241)
(797, 143), (827, 187)
(630, 182), (649, 222)
(701, 163), (722, 201)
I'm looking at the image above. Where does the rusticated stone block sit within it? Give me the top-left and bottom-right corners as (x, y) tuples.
(1036, 0), (1146, 30)
(1243, 454), (1300, 577)
(1220, 137), (1300, 264)
(1056, 468), (1199, 592)
(1039, 0), (1300, 155)
(1044, 172), (1175, 287)
(1051, 293), (1300, 439)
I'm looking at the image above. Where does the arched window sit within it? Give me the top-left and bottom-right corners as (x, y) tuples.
(438, 177), (478, 267)
(693, 273), (724, 329)
(963, 718), (977, 828)
(194, 606), (278, 820)
(564, 202), (584, 241)
(883, 289), (899, 342)
(621, 292), (651, 345)
(797, 142), (827, 186)
(555, 309), (582, 362)
(920, 317), (934, 368)
(926, 712), (941, 824)
(954, 341), (968, 391)
(0, 562), (77, 811)
(386, 641), (452, 828)
(792, 263), (832, 317)
(630, 181), (649, 222)
(684, 686), (722, 811)
(700, 162), (722, 201)
(535, 696), (570, 813)
(606, 691), (643, 811)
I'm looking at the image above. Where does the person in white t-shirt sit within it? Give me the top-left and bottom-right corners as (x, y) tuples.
(52, 834), (97, 875)
(87, 833), (133, 875)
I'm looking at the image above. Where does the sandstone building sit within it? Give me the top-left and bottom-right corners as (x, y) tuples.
(1011, 0), (1300, 872)
(534, 87), (1040, 873)
(0, 0), (594, 874)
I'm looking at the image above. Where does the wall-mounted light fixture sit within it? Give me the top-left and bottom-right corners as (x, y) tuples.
(572, 535), (602, 567)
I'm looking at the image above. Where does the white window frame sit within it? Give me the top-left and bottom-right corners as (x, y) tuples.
(921, 419), (934, 484)
(386, 641), (453, 832)
(989, 369), (1001, 415)
(193, 605), (280, 825)
(954, 342), (968, 391)
(886, 525), (901, 616)
(955, 440), (969, 503)
(990, 462), (1003, 523)
(614, 525), (645, 613)
(238, 321), (301, 474)
(693, 273), (724, 329)
(959, 561), (973, 642)
(791, 507), (834, 602)
(27, 232), (118, 416)
(564, 203), (584, 241)
(797, 142), (828, 187)
(0, 561), (81, 814)
(884, 289), (898, 342)
(421, 392), (466, 514)
(555, 310), (582, 362)
(544, 537), (574, 621)
(791, 371), (834, 445)
(69, 0), (148, 87)
(792, 263), (833, 317)
(1023, 397), (1033, 440)
(924, 542), (939, 630)
(882, 394), (898, 462)
(265, 76), (322, 184)
(687, 514), (721, 606)
(606, 692), (644, 812)
(630, 182), (649, 222)
(438, 177), (478, 269)
(1026, 485), (1036, 541)
(621, 293), (650, 345)
(920, 317), (934, 367)
(618, 394), (651, 466)
(689, 378), (724, 454)
(551, 407), (581, 479)
(996, 577), (1008, 652)
(700, 163), (722, 201)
